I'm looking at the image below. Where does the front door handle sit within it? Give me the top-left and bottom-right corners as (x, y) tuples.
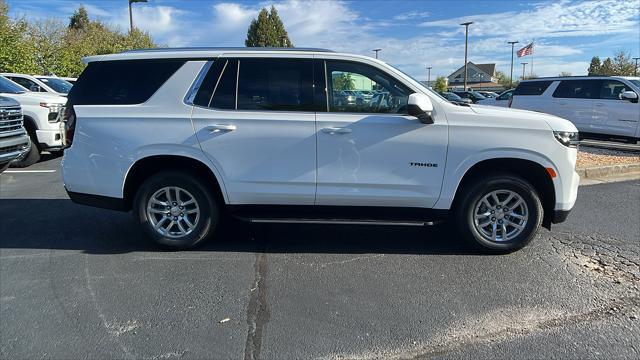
(206, 124), (236, 132)
(321, 127), (352, 134)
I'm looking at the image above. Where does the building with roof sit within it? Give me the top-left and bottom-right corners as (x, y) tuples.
(447, 62), (503, 90)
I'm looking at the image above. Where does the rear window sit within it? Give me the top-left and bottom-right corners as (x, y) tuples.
(68, 59), (185, 105)
(552, 80), (599, 99)
(513, 81), (553, 96)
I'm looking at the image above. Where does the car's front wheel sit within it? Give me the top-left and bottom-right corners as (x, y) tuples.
(456, 174), (543, 253)
(134, 171), (219, 249)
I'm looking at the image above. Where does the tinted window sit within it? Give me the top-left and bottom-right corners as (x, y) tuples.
(37, 77), (73, 94)
(497, 90), (513, 100)
(326, 60), (411, 114)
(598, 80), (632, 100)
(68, 59), (185, 105)
(237, 58), (315, 111)
(193, 60), (226, 107)
(514, 81), (553, 95)
(552, 80), (599, 99)
(211, 59), (237, 109)
(9, 77), (40, 91)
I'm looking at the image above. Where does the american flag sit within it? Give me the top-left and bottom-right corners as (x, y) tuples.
(517, 42), (534, 57)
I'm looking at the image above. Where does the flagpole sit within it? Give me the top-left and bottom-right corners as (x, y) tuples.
(530, 40), (534, 78)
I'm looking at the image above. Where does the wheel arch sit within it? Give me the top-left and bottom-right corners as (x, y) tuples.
(451, 157), (556, 228)
(122, 155), (227, 212)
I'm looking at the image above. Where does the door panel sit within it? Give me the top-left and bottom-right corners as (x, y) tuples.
(551, 79), (598, 132)
(192, 109), (316, 205)
(592, 80), (640, 137)
(315, 113), (447, 207)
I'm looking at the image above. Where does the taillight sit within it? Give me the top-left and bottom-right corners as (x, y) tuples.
(62, 105), (76, 147)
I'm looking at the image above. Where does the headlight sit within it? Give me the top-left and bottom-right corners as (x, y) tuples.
(553, 131), (579, 148)
(40, 102), (63, 112)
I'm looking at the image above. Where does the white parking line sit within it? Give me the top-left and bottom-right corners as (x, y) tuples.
(3, 170), (56, 173)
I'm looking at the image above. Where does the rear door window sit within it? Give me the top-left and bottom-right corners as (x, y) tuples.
(68, 59), (185, 105)
(513, 81), (553, 96)
(236, 58), (316, 112)
(552, 80), (599, 99)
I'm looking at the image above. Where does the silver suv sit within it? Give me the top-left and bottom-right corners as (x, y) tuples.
(0, 96), (30, 172)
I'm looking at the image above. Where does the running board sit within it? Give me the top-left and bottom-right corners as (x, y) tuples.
(247, 218), (441, 226)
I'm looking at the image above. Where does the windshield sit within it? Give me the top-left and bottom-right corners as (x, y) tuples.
(0, 76), (27, 94)
(37, 77), (73, 94)
(470, 91), (487, 100)
(629, 80), (640, 87)
(385, 63), (450, 102)
(444, 92), (462, 101)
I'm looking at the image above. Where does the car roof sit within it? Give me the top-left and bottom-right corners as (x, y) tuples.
(520, 75), (635, 82)
(81, 47), (386, 64)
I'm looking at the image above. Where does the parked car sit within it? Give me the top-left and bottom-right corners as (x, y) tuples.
(452, 90), (487, 103)
(61, 47), (579, 253)
(0, 76), (66, 166)
(61, 77), (77, 85)
(1, 73), (73, 96)
(510, 76), (639, 143)
(477, 91), (499, 98)
(439, 91), (472, 105)
(477, 89), (514, 107)
(0, 96), (31, 172)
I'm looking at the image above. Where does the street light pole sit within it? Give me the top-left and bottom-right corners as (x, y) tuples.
(507, 41), (518, 89)
(372, 48), (382, 59)
(634, 57), (640, 77)
(426, 66), (432, 88)
(460, 21), (473, 91)
(128, 0), (148, 32)
(521, 62), (528, 80)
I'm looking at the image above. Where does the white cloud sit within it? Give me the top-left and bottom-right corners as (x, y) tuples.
(394, 11), (430, 21)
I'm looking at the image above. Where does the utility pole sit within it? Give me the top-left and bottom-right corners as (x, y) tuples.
(460, 22), (473, 90)
(521, 62), (528, 80)
(507, 41), (518, 88)
(372, 48), (382, 59)
(634, 57), (640, 77)
(128, 0), (148, 32)
(426, 66), (432, 88)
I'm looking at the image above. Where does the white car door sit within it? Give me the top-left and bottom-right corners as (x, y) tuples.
(315, 59), (447, 208)
(551, 79), (598, 132)
(592, 79), (640, 137)
(190, 57), (318, 205)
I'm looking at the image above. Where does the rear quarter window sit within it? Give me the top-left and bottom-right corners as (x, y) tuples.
(68, 59), (186, 105)
(513, 81), (553, 96)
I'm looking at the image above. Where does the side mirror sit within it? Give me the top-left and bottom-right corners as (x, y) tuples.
(407, 93), (434, 124)
(621, 91), (638, 103)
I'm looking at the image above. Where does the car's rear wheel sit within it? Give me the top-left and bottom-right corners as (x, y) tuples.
(134, 171), (219, 249)
(456, 174), (543, 253)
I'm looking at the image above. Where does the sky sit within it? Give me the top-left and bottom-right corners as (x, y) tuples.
(7, 0), (640, 80)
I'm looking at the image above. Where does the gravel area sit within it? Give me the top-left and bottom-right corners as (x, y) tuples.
(577, 146), (640, 168)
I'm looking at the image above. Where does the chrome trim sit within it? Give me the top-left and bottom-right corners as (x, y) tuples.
(235, 60), (240, 110)
(184, 60), (214, 106)
(249, 218), (434, 226)
(207, 60), (228, 108)
(323, 60), (330, 112)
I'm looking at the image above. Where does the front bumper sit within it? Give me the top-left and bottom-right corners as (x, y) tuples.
(35, 128), (64, 150)
(0, 133), (31, 167)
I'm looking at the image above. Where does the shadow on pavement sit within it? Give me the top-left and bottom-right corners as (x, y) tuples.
(0, 199), (477, 255)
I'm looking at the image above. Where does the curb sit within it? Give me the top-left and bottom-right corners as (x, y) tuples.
(576, 163), (640, 179)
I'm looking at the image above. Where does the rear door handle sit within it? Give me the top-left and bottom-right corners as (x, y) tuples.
(321, 127), (352, 134)
(206, 124), (236, 132)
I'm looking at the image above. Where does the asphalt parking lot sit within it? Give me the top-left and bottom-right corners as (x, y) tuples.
(1, 155), (639, 359)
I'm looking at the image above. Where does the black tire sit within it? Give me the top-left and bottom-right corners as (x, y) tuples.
(133, 171), (219, 250)
(10, 133), (40, 168)
(455, 173), (543, 254)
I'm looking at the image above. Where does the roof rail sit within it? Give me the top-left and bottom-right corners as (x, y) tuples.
(122, 47), (335, 54)
(521, 75), (620, 80)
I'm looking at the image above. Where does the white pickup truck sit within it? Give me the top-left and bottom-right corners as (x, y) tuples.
(0, 76), (67, 166)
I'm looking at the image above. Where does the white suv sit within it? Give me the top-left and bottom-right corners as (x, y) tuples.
(61, 48), (580, 253)
(510, 76), (640, 143)
(0, 76), (67, 166)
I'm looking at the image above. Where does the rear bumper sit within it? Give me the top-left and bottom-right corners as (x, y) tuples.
(66, 189), (127, 211)
(551, 209), (572, 224)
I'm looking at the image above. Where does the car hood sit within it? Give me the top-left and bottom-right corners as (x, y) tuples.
(470, 104), (578, 132)
(1, 91), (67, 105)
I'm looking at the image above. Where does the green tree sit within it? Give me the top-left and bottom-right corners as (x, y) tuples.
(245, 6), (293, 47)
(587, 56), (601, 75)
(0, 0), (38, 73)
(612, 50), (634, 76)
(600, 58), (615, 75)
(68, 5), (89, 31)
(432, 76), (447, 93)
(333, 73), (354, 91)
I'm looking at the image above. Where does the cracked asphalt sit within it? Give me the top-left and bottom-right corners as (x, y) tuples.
(1, 155), (639, 359)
